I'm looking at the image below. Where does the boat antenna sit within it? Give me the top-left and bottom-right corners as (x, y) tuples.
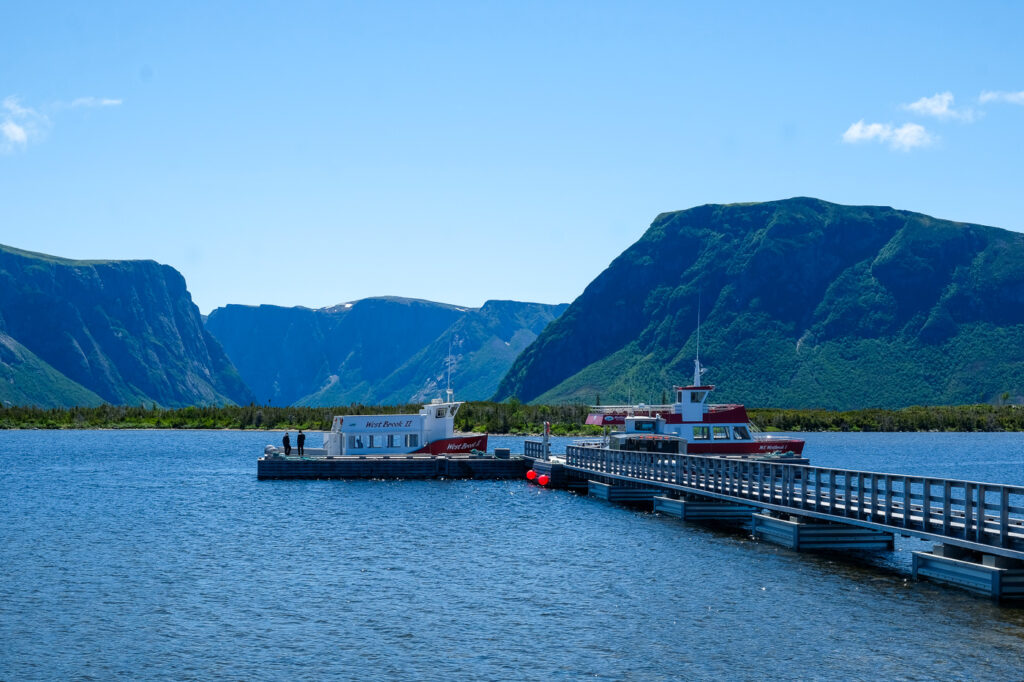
(694, 292), (702, 387)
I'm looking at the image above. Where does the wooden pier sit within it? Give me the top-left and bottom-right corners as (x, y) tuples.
(524, 443), (1024, 602)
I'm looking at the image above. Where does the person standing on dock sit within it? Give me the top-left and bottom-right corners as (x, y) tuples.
(283, 432), (291, 456)
(297, 430), (305, 456)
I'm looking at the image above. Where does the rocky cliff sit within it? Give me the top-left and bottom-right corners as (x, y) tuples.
(493, 198), (1024, 409)
(0, 244), (253, 408)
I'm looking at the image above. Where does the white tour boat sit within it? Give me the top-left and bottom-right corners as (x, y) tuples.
(264, 389), (487, 458)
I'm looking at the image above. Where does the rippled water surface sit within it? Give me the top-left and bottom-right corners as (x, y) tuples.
(2, 430), (1024, 680)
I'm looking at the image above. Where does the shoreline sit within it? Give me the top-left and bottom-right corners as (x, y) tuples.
(3, 425), (1024, 434)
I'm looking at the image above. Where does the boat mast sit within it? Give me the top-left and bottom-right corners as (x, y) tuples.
(694, 293), (702, 386)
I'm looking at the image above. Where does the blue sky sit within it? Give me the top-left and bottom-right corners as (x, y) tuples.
(2, 2), (1023, 314)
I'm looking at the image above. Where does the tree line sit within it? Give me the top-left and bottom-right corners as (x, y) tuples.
(748, 404), (1024, 432)
(1, 401), (1023, 433)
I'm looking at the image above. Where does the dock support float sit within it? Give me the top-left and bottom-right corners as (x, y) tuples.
(530, 459), (570, 488)
(588, 480), (659, 505)
(751, 513), (895, 551)
(912, 545), (1024, 602)
(653, 496), (755, 522)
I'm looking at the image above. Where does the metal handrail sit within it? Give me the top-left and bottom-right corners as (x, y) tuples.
(565, 446), (1024, 558)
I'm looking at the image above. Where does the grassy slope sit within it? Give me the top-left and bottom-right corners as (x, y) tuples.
(0, 333), (105, 408)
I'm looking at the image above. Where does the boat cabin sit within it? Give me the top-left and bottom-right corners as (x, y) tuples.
(609, 432), (686, 454)
(618, 409), (757, 446)
(323, 398), (460, 456)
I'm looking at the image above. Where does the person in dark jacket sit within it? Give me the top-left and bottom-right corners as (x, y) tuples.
(297, 430), (305, 455)
(283, 432), (291, 456)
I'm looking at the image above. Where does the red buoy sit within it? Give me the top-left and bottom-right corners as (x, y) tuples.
(526, 469), (537, 481)
(537, 474), (550, 486)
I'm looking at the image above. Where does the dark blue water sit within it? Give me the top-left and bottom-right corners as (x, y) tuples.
(3, 430), (1024, 680)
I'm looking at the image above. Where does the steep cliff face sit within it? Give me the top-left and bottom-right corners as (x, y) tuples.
(205, 297), (466, 406)
(205, 298), (567, 406)
(493, 198), (1024, 409)
(0, 244), (253, 407)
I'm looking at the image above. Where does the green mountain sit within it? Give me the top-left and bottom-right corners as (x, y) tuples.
(0, 244), (253, 408)
(205, 297), (567, 406)
(493, 198), (1024, 410)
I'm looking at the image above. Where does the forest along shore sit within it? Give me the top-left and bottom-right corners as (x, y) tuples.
(1, 402), (1024, 433)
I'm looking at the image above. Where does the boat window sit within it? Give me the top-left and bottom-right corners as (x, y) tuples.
(634, 420), (655, 432)
(350, 435), (364, 449)
(388, 434), (401, 447)
(406, 434), (418, 448)
(733, 426), (751, 440)
(449, 405), (458, 417)
(436, 408), (446, 418)
(692, 426), (710, 440)
(690, 391), (706, 403)
(369, 434), (379, 448)
(677, 391), (684, 402)
(713, 426), (730, 440)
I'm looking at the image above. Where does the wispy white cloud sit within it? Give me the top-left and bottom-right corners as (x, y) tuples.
(69, 97), (123, 108)
(842, 120), (934, 151)
(1, 120), (28, 144)
(1, 95), (121, 153)
(979, 90), (1024, 105)
(1, 96), (48, 152)
(903, 92), (975, 121)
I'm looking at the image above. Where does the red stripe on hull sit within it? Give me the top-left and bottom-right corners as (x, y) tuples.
(414, 435), (489, 455)
(688, 440), (805, 455)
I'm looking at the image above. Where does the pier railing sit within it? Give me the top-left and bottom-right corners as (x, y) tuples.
(565, 446), (1024, 558)
(524, 439), (549, 461)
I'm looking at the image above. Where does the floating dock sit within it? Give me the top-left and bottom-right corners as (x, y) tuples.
(258, 449), (526, 480)
(521, 441), (1024, 603)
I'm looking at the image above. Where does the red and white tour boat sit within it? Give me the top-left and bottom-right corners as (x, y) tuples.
(585, 359), (805, 459)
(265, 389), (487, 458)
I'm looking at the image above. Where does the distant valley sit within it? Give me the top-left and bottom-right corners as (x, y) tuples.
(0, 240), (566, 409)
(204, 298), (567, 406)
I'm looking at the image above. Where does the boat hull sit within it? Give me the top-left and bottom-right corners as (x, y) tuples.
(688, 439), (805, 456)
(415, 435), (489, 455)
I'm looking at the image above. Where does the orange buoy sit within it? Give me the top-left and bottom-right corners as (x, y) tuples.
(537, 474), (550, 486)
(526, 469), (537, 480)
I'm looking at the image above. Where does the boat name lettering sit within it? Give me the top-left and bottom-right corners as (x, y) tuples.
(364, 419), (414, 428)
(445, 438), (485, 451)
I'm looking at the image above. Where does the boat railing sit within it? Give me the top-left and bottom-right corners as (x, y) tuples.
(588, 404), (674, 414)
(748, 421), (800, 442)
(572, 438), (608, 448)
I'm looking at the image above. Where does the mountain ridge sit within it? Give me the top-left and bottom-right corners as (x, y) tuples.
(493, 197), (1024, 409)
